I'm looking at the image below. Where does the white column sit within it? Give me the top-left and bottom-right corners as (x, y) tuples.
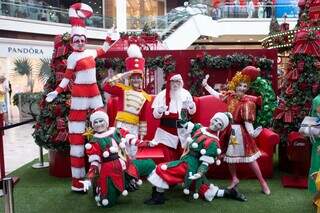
(116, 0), (127, 32)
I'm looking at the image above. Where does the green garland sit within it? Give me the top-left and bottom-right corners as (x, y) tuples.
(189, 53), (274, 96)
(250, 77), (277, 127)
(100, 55), (176, 79)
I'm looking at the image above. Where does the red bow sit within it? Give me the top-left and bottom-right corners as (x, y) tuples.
(273, 102), (298, 123)
(286, 69), (299, 80)
(293, 30), (320, 57)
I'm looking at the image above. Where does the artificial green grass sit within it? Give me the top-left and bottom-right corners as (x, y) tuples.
(0, 159), (316, 213)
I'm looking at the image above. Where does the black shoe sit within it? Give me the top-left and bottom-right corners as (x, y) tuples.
(126, 179), (139, 192)
(144, 188), (165, 205)
(224, 188), (247, 202)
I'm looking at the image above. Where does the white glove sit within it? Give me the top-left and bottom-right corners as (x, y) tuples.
(79, 180), (92, 192)
(251, 126), (263, 138)
(311, 127), (320, 137)
(202, 74), (210, 87)
(149, 139), (159, 147)
(182, 100), (194, 109)
(157, 106), (168, 114)
(188, 101), (196, 110)
(46, 91), (58, 102)
(188, 173), (202, 180)
(127, 145), (138, 159)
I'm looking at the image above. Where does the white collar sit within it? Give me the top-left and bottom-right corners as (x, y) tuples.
(94, 127), (116, 138)
(200, 127), (220, 141)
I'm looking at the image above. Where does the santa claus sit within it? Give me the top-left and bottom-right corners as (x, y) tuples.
(150, 73), (196, 161)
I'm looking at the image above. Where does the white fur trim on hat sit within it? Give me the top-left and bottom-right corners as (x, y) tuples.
(90, 111), (109, 125)
(211, 112), (230, 130)
(170, 74), (183, 82)
(127, 44), (143, 58)
(71, 27), (87, 37)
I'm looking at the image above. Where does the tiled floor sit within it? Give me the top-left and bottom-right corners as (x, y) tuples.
(2, 105), (45, 175)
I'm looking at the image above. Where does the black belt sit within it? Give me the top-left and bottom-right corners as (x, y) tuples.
(102, 154), (120, 162)
(160, 118), (182, 128)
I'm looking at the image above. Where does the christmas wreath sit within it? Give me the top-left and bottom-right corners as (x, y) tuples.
(250, 77), (277, 127)
(189, 53), (274, 96)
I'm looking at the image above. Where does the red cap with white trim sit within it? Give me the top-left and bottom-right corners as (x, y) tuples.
(125, 44), (145, 76)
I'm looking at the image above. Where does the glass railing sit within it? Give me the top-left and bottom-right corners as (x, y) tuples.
(127, 16), (168, 30)
(215, 4), (299, 19)
(0, 0), (299, 31)
(0, 0), (114, 28)
(127, 3), (299, 30)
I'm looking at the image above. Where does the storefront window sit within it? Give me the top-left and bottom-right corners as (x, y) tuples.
(104, 0), (116, 28)
(127, 0), (166, 29)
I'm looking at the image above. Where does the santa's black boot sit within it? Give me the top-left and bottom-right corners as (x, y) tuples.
(224, 187), (247, 202)
(144, 187), (165, 205)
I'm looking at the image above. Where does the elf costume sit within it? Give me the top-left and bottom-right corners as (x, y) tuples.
(84, 111), (155, 207)
(145, 112), (247, 204)
(45, 3), (113, 192)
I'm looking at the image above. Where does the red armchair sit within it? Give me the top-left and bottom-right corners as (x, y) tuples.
(106, 95), (279, 179)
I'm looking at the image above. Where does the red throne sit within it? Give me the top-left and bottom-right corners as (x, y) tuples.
(106, 95), (279, 179)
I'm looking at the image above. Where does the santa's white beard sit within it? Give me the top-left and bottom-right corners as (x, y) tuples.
(170, 88), (182, 102)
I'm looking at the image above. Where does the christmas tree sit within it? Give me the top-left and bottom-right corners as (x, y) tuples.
(273, 0), (320, 163)
(32, 33), (72, 151)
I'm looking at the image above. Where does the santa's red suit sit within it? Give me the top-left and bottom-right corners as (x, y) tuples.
(151, 74), (196, 162)
(46, 3), (112, 191)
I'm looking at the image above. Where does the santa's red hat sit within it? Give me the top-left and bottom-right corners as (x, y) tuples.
(165, 73), (183, 106)
(69, 3), (93, 38)
(125, 44), (145, 77)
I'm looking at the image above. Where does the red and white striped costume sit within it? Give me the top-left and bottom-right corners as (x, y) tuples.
(53, 3), (111, 191)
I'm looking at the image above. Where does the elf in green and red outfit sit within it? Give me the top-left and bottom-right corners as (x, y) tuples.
(145, 112), (247, 205)
(80, 111), (155, 207)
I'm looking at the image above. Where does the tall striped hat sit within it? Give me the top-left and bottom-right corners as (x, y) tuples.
(69, 3), (93, 38)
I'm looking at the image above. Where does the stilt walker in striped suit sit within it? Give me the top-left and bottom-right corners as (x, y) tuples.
(45, 3), (113, 192)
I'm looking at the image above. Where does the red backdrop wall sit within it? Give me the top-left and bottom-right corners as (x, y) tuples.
(105, 49), (278, 94)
